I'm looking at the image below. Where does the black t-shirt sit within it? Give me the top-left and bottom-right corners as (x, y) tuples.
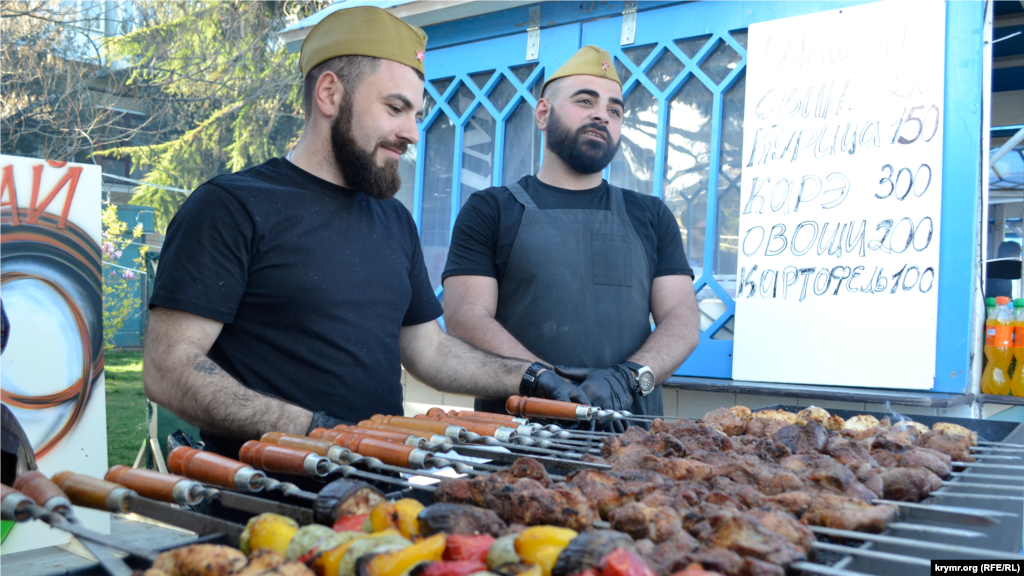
(150, 158), (443, 457)
(442, 176), (694, 286)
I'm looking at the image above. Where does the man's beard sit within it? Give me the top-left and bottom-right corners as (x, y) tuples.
(545, 106), (621, 176)
(330, 98), (406, 200)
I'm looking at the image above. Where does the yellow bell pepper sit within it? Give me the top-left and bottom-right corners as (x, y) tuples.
(370, 501), (399, 533)
(394, 498), (425, 539)
(245, 513), (300, 557)
(365, 532), (447, 576)
(514, 527), (578, 576)
(310, 532), (368, 576)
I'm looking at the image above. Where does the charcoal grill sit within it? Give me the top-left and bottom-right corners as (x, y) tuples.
(36, 403), (1024, 576)
(757, 405), (1024, 576)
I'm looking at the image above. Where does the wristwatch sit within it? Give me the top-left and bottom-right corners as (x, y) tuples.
(520, 362), (553, 397)
(622, 361), (656, 396)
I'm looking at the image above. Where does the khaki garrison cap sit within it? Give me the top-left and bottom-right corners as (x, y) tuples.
(299, 6), (428, 76)
(541, 45), (622, 95)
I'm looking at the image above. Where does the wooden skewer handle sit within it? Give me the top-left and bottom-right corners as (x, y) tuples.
(167, 446), (252, 490)
(262, 432), (334, 457)
(506, 396), (584, 421)
(104, 466), (197, 505)
(450, 409), (522, 423)
(331, 425), (419, 445)
(418, 414), (505, 437)
(51, 471), (134, 513)
(240, 441), (325, 477)
(14, 471), (72, 513)
(349, 437), (416, 468)
(0, 483), (34, 521)
(370, 415), (455, 436)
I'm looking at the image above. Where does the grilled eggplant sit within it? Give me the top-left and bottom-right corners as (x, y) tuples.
(551, 530), (636, 576)
(418, 503), (507, 537)
(315, 479), (387, 526)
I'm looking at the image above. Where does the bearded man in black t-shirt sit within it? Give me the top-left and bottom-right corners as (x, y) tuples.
(143, 7), (589, 457)
(443, 46), (701, 431)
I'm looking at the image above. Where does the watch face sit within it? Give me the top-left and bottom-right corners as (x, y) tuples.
(639, 370), (655, 393)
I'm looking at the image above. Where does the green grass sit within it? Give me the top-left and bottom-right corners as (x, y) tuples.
(105, 349), (148, 467)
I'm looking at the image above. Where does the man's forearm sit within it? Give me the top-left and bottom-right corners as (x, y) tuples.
(148, 349), (313, 439)
(447, 313), (545, 364)
(402, 323), (529, 399)
(628, 312), (699, 383)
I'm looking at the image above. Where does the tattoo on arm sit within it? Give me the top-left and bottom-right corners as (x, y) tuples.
(171, 352), (312, 439)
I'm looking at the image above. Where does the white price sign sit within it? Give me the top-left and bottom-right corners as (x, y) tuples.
(732, 1), (946, 389)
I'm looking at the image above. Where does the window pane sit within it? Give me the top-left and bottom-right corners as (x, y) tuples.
(489, 75), (518, 113)
(421, 116), (456, 290)
(395, 146), (417, 214)
(461, 106), (496, 207)
(663, 78), (712, 272)
(646, 48), (685, 92)
(715, 74), (745, 290)
(609, 84), (658, 195)
(502, 100), (541, 185)
(450, 82), (476, 117)
(699, 39), (742, 85)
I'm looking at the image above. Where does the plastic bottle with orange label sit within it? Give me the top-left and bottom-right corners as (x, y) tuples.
(982, 296), (1014, 395)
(1010, 298), (1024, 396)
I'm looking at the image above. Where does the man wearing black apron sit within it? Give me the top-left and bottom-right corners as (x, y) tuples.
(442, 46), (700, 428)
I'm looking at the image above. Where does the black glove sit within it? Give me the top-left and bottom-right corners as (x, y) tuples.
(533, 368), (592, 405)
(555, 365), (636, 433)
(307, 411), (350, 435)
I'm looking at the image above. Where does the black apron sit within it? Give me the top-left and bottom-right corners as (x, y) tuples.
(474, 181), (663, 416)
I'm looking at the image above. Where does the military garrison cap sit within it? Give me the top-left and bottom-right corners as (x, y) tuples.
(541, 45), (622, 95)
(299, 6), (428, 76)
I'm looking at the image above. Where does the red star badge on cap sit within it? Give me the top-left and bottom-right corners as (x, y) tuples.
(415, 50), (425, 62)
(602, 61), (610, 70)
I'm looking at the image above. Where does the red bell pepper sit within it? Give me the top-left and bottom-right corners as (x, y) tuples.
(443, 534), (496, 563)
(332, 513), (369, 532)
(598, 549), (657, 576)
(420, 560), (489, 576)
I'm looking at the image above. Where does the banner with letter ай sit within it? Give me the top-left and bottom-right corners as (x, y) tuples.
(1, 155), (110, 552)
(732, 1), (945, 389)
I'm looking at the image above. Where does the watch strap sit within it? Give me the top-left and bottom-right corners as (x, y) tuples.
(520, 362), (553, 397)
(622, 361), (645, 374)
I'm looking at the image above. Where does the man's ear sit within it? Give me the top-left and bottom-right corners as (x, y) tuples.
(535, 98), (552, 132)
(314, 71), (346, 119)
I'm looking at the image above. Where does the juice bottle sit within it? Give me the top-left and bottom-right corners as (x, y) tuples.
(1011, 299), (1024, 396)
(981, 298), (996, 392)
(981, 296), (1014, 395)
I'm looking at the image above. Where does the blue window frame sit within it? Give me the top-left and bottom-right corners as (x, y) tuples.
(410, 1), (982, 393)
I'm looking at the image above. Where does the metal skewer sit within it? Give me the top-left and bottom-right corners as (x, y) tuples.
(811, 542), (931, 567)
(940, 481), (1024, 491)
(873, 499), (1019, 525)
(791, 562), (883, 576)
(810, 526), (1024, 559)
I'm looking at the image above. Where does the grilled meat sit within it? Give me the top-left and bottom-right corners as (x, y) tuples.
(880, 466), (942, 501)
(771, 422), (828, 454)
(703, 408), (747, 436)
(686, 506), (805, 567)
(916, 431), (974, 463)
(742, 418), (790, 439)
(651, 419), (734, 453)
(824, 437), (873, 465)
(484, 478), (599, 531)
(746, 510), (814, 556)
(151, 544), (248, 576)
(234, 550), (285, 576)
(609, 501), (684, 543)
(897, 447), (952, 478)
(801, 492), (898, 533)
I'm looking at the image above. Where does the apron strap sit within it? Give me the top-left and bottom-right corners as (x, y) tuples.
(607, 184), (627, 214)
(506, 182), (539, 210)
